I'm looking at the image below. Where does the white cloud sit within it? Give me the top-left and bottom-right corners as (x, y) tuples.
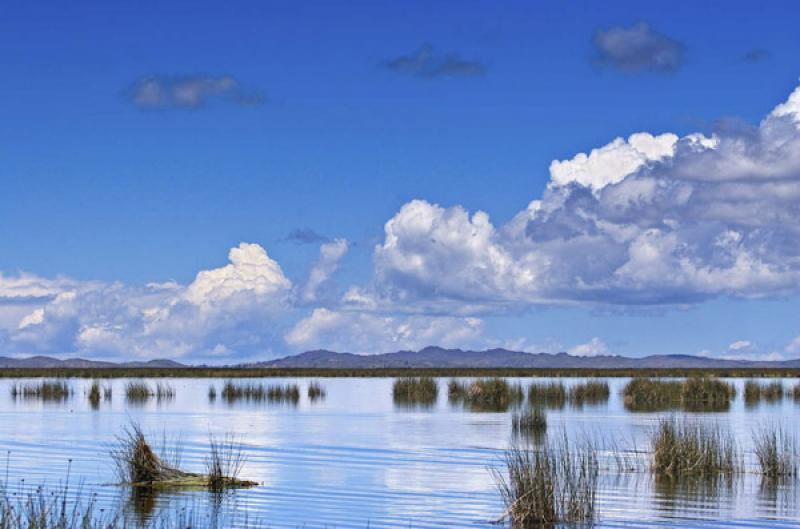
(785, 336), (800, 355)
(285, 308), (484, 354)
(301, 239), (348, 303)
(549, 132), (678, 190)
(2, 243), (292, 361)
(728, 340), (752, 351)
(370, 84), (800, 309)
(568, 337), (611, 357)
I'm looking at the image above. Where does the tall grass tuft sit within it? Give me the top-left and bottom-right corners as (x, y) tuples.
(154, 382), (175, 401)
(208, 385), (217, 401)
(125, 381), (153, 402)
(493, 436), (597, 526)
(650, 418), (739, 478)
(110, 423), (185, 484)
(622, 378), (682, 411)
(393, 377), (438, 406)
(307, 381), (326, 401)
(753, 425), (798, 480)
(10, 380), (72, 401)
(568, 380), (610, 406)
(527, 382), (567, 408)
(206, 434), (248, 492)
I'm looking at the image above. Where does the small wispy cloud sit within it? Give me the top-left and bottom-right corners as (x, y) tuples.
(741, 48), (771, 64)
(283, 228), (330, 245)
(384, 44), (486, 79)
(593, 22), (684, 73)
(129, 75), (264, 110)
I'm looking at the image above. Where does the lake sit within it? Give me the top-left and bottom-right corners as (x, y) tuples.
(1, 376), (798, 528)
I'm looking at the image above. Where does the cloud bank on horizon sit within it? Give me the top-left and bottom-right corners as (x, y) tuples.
(4, 84), (800, 361)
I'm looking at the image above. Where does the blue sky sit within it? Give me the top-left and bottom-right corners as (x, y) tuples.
(2, 0), (800, 362)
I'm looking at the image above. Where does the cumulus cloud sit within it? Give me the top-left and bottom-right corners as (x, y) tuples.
(130, 76), (263, 109)
(384, 44), (486, 79)
(370, 84), (800, 309)
(2, 243), (292, 361)
(593, 22), (684, 73)
(301, 239), (349, 303)
(285, 308), (484, 354)
(568, 337), (611, 357)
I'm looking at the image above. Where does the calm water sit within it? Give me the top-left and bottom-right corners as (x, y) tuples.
(1, 377), (799, 528)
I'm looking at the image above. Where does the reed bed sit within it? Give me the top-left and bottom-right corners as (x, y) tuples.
(392, 377), (438, 406)
(753, 425), (798, 480)
(622, 378), (682, 410)
(266, 384), (300, 404)
(9, 380), (72, 401)
(568, 380), (610, 405)
(527, 382), (567, 408)
(208, 385), (217, 400)
(792, 383), (800, 401)
(450, 378), (524, 411)
(744, 380), (784, 405)
(307, 381), (326, 401)
(623, 377), (734, 411)
(124, 381), (175, 402)
(649, 418), (740, 478)
(220, 380), (266, 402)
(680, 376), (736, 410)
(493, 436), (598, 527)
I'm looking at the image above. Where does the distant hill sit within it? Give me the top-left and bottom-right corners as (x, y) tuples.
(2, 346), (799, 370)
(0, 356), (185, 369)
(243, 346), (800, 369)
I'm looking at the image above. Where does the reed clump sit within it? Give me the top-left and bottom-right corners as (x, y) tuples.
(307, 381), (326, 401)
(622, 378), (682, 410)
(493, 437), (597, 527)
(266, 384), (300, 404)
(680, 376), (736, 410)
(206, 434), (249, 492)
(527, 382), (567, 408)
(110, 423), (256, 490)
(220, 381), (266, 402)
(86, 381), (111, 407)
(125, 381), (153, 402)
(568, 380), (610, 405)
(10, 380), (72, 401)
(744, 380), (784, 405)
(392, 377), (438, 406)
(456, 378), (524, 411)
(447, 379), (468, 401)
(753, 425), (798, 480)
(792, 383), (800, 401)
(650, 418), (739, 478)
(208, 385), (217, 400)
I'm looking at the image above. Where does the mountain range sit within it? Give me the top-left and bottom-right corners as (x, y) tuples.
(1, 347), (798, 369)
(243, 346), (800, 369)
